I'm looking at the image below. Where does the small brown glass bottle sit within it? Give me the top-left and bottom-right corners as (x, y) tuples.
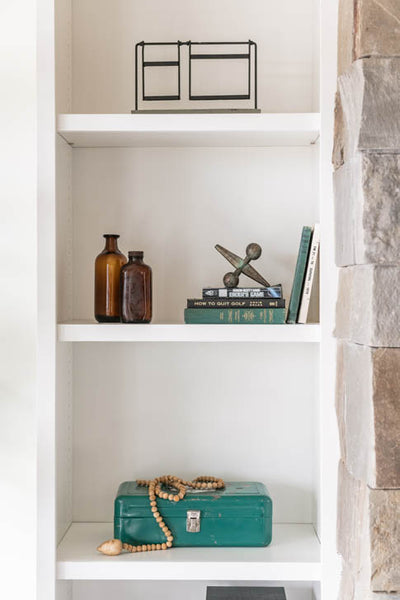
(94, 234), (127, 322)
(120, 251), (152, 323)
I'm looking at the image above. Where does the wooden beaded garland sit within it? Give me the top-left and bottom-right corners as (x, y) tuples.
(97, 475), (225, 556)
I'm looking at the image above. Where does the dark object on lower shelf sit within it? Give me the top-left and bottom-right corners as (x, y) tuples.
(114, 481), (272, 547)
(206, 588), (286, 600)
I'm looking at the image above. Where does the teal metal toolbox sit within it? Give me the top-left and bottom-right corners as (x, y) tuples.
(114, 481), (272, 547)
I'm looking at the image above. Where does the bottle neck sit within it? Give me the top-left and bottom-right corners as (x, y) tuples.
(129, 256), (143, 264)
(104, 236), (119, 252)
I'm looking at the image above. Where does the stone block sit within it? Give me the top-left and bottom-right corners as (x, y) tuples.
(338, 0), (355, 77)
(333, 91), (345, 170)
(336, 341), (346, 461)
(338, 0), (400, 76)
(337, 461), (369, 577)
(334, 152), (400, 266)
(336, 58), (400, 160)
(340, 561), (400, 600)
(337, 342), (400, 488)
(336, 265), (400, 346)
(337, 461), (400, 592)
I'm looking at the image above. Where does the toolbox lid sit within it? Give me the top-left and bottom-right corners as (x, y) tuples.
(115, 481), (272, 519)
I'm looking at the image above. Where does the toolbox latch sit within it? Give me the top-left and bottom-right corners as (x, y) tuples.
(186, 510), (201, 533)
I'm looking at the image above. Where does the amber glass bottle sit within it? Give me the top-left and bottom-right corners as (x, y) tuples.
(94, 234), (127, 322)
(120, 251), (152, 323)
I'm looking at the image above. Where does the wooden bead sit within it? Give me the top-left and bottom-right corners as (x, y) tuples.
(174, 495), (180, 502)
(137, 546), (142, 552)
(150, 501), (157, 506)
(153, 511), (160, 518)
(156, 544), (161, 550)
(162, 526), (168, 533)
(142, 545), (147, 552)
(156, 516), (162, 523)
(162, 493), (168, 500)
(162, 543), (167, 550)
(131, 546), (136, 553)
(151, 544), (156, 551)
(167, 536), (173, 542)
(166, 541), (173, 548)
(168, 494), (174, 501)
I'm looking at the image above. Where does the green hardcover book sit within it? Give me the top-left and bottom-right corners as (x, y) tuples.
(286, 226), (313, 324)
(184, 308), (285, 324)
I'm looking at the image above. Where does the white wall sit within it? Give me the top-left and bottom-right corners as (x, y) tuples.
(71, 146), (318, 323)
(72, 0), (317, 113)
(0, 1), (37, 598)
(73, 342), (318, 524)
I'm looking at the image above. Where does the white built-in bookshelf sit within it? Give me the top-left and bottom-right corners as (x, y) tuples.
(58, 322), (321, 343)
(57, 523), (320, 581)
(57, 113), (320, 148)
(37, 1), (340, 599)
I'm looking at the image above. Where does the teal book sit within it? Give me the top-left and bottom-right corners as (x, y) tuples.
(184, 308), (285, 324)
(286, 226), (313, 324)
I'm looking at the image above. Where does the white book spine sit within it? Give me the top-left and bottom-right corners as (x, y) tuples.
(297, 223), (320, 324)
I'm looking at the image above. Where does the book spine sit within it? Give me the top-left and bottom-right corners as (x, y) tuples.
(202, 285), (282, 299)
(184, 308), (286, 324)
(297, 224), (320, 324)
(187, 298), (286, 309)
(286, 226), (313, 324)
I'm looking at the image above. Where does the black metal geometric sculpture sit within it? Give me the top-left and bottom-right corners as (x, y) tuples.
(133, 40), (258, 113)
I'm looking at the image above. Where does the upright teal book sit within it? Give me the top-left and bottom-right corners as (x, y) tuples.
(184, 308), (285, 324)
(286, 226), (313, 323)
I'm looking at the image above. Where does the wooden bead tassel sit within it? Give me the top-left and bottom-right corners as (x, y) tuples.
(97, 475), (225, 555)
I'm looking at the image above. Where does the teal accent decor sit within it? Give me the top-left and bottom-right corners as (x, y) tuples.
(184, 308), (285, 324)
(286, 226), (313, 324)
(114, 481), (272, 547)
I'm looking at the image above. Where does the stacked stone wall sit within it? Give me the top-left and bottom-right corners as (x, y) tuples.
(335, 2), (400, 598)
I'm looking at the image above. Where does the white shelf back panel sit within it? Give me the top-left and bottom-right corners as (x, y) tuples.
(71, 146), (318, 323)
(72, 342), (318, 524)
(72, 0), (318, 113)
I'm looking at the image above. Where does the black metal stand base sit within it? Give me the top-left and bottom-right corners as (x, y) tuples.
(130, 108), (261, 114)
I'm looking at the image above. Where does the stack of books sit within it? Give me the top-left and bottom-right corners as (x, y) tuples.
(286, 223), (320, 324)
(184, 285), (286, 324)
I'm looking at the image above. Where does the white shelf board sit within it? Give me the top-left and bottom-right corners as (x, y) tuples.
(57, 523), (321, 581)
(57, 322), (321, 343)
(57, 113), (320, 148)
